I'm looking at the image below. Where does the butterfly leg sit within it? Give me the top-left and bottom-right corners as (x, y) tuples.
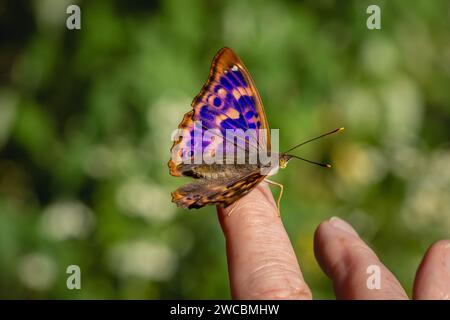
(226, 203), (239, 217)
(264, 179), (283, 217)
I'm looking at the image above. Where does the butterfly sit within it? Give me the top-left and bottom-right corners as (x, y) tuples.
(168, 47), (343, 214)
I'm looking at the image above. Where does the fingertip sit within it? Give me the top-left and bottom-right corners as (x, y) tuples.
(314, 216), (407, 299)
(314, 218), (354, 279)
(314, 217), (360, 273)
(413, 239), (450, 300)
(328, 216), (359, 237)
(315, 217), (359, 242)
(313, 221), (330, 257)
(424, 239), (450, 257)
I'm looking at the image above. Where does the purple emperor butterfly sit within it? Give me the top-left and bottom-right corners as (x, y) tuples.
(168, 47), (343, 214)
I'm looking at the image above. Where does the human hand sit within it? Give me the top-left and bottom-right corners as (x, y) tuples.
(217, 183), (450, 299)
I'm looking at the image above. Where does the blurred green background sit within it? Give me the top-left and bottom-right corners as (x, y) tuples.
(0, 0), (449, 299)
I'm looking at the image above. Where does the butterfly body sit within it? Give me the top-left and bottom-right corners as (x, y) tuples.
(176, 163), (260, 180)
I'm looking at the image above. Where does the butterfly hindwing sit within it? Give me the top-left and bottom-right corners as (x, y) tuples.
(171, 167), (265, 209)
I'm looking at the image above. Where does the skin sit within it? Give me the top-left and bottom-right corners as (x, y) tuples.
(217, 183), (450, 300)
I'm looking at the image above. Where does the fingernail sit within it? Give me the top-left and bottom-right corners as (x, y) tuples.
(444, 242), (450, 268)
(329, 216), (359, 237)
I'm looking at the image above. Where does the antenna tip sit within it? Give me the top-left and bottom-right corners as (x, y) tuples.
(338, 127), (345, 132)
(326, 164), (332, 168)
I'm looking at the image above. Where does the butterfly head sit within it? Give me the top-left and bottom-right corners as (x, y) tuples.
(279, 154), (292, 169)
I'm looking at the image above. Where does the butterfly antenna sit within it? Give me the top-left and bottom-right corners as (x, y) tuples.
(287, 154), (332, 168)
(283, 127), (344, 154)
